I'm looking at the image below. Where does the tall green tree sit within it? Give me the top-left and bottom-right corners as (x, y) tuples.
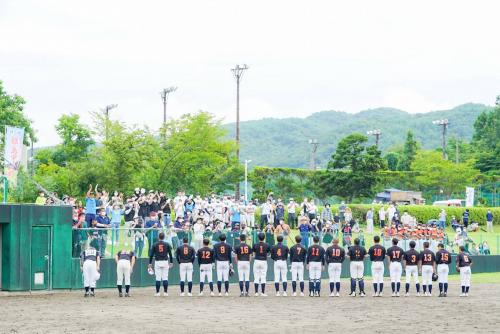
(0, 81), (36, 145)
(398, 130), (418, 171)
(322, 133), (386, 202)
(412, 150), (479, 196)
(51, 114), (94, 165)
(385, 152), (400, 171)
(471, 103), (500, 174)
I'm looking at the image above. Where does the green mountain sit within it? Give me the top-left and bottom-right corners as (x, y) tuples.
(225, 103), (491, 168)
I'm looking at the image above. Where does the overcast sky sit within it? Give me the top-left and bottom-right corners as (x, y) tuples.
(1, 0), (499, 147)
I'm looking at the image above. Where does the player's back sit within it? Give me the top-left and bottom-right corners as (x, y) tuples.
(197, 246), (215, 264)
(368, 244), (386, 261)
(307, 244), (325, 263)
(326, 245), (345, 263)
(404, 248), (420, 266)
(386, 246), (404, 262)
(234, 242), (251, 261)
(177, 244), (195, 263)
(348, 245), (366, 261)
(457, 252), (472, 267)
(420, 248), (436, 266)
(214, 242), (232, 261)
(153, 241), (171, 260)
(271, 243), (289, 261)
(289, 243), (306, 263)
(436, 249), (451, 264)
(253, 241), (270, 260)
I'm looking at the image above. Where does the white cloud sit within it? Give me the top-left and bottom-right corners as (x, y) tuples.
(0, 0), (499, 146)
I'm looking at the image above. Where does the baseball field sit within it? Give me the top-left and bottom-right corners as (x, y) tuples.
(2, 273), (499, 334)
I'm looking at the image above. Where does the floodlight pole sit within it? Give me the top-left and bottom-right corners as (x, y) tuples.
(231, 64), (249, 200)
(433, 119), (449, 160)
(160, 87), (178, 138)
(366, 129), (382, 148)
(102, 104), (118, 141)
(309, 139), (319, 170)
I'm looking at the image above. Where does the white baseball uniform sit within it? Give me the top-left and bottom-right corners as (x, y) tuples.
(274, 260), (288, 283)
(253, 259), (268, 284)
(179, 262), (193, 282)
(291, 262), (304, 282)
(328, 263), (342, 283)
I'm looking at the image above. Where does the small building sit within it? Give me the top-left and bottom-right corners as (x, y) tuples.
(374, 188), (424, 205)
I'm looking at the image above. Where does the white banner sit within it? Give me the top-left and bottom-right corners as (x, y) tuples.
(4, 126), (25, 186)
(465, 186), (475, 207)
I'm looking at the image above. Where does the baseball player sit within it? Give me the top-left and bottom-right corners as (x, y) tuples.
(348, 237), (367, 297)
(420, 241), (436, 296)
(456, 245), (473, 297)
(148, 232), (173, 297)
(306, 236), (325, 297)
(115, 249), (136, 297)
(289, 235), (306, 296)
(386, 238), (404, 297)
(213, 233), (233, 296)
(234, 234), (252, 297)
(436, 243), (451, 297)
(325, 238), (345, 297)
(252, 232), (270, 296)
(81, 245), (101, 297)
(197, 238), (215, 296)
(368, 235), (386, 297)
(176, 237), (195, 296)
(403, 240), (421, 296)
(271, 235), (289, 296)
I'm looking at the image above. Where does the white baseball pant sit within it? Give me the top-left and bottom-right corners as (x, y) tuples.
(291, 262), (304, 282)
(154, 260), (170, 281)
(389, 262), (402, 283)
(179, 262), (193, 282)
(350, 261), (364, 279)
(371, 261), (384, 284)
(116, 259), (131, 285)
(237, 261), (251, 282)
(328, 263), (342, 283)
(274, 260), (288, 282)
(83, 260), (100, 288)
(437, 264), (449, 284)
(199, 264), (213, 283)
(217, 260), (230, 282)
(421, 265), (433, 285)
(308, 262), (322, 280)
(460, 266), (471, 287)
(253, 259), (268, 284)
(405, 265), (419, 284)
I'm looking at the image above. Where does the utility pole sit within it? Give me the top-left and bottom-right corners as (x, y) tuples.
(309, 139), (319, 170)
(432, 119), (449, 159)
(160, 87), (177, 138)
(231, 64), (249, 200)
(366, 129), (382, 148)
(102, 104), (118, 141)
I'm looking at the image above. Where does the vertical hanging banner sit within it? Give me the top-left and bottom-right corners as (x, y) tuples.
(4, 126), (25, 186)
(465, 186), (475, 207)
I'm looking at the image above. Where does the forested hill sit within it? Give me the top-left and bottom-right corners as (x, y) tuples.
(225, 103), (491, 168)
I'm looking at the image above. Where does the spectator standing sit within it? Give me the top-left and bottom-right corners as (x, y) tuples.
(275, 199), (285, 226)
(339, 201), (346, 222)
(486, 210), (494, 233)
(387, 204), (396, 222)
(110, 204), (124, 246)
(160, 194), (172, 227)
(378, 206), (386, 228)
(124, 199), (137, 247)
(462, 209), (470, 229)
(35, 191), (46, 205)
(96, 208), (110, 256)
(321, 203), (333, 224)
(287, 198), (298, 228)
(230, 203), (241, 229)
(438, 209), (446, 229)
(246, 201), (256, 228)
(366, 208), (374, 234)
(85, 185), (97, 228)
(298, 216), (312, 248)
(260, 200), (272, 230)
(132, 217), (145, 258)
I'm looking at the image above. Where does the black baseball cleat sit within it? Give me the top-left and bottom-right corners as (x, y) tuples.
(443, 292), (447, 297)
(84, 292), (90, 298)
(119, 292), (123, 297)
(438, 292), (443, 297)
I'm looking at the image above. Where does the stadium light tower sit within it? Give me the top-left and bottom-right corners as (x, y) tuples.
(160, 87), (177, 128)
(309, 139), (319, 170)
(101, 104), (118, 140)
(432, 119), (449, 160)
(231, 64), (249, 200)
(366, 129), (382, 148)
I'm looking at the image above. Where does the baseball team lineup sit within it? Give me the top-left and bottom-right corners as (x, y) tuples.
(81, 231), (473, 299)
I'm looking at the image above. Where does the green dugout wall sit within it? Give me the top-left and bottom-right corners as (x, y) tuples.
(1, 204), (500, 291)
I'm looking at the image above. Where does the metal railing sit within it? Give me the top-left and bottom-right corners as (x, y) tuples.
(72, 227), (499, 258)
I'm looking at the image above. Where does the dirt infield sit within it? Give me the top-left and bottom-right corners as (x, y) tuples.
(2, 280), (499, 334)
